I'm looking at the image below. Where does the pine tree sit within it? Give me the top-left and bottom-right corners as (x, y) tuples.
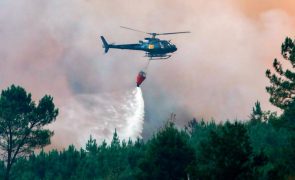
(266, 37), (295, 131)
(249, 101), (267, 126)
(250, 101), (263, 122)
(86, 135), (98, 155)
(0, 85), (58, 180)
(111, 129), (120, 149)
(197, 122), (253, 179)
(137, 122), (196, 180)
(109, 129), (123, 179)
(266, 37), (295, 109)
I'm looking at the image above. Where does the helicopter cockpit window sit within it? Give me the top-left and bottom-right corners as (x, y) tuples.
(168, 42), (176, 47)
(162, 41), (169, 47)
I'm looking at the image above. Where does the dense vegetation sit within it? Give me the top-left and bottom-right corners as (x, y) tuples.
(0, 37), (295, 179)
(1, 113), (294, 180)
(0, 85), (58, 180)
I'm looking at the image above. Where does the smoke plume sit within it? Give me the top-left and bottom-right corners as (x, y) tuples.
(0, 0), (294, 147)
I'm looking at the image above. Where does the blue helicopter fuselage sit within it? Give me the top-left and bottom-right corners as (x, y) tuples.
(101, 36), (177, 56)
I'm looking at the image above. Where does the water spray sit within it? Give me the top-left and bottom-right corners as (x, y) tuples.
(54, 87), (145, 148)
(123, 87), (144, 139)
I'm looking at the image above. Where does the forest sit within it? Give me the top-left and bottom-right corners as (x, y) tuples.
(0, 38), (295, 180)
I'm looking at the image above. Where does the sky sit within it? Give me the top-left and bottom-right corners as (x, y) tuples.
(0, 0), (294, 148)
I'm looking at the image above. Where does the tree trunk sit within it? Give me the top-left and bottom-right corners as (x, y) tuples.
(5, 164), (11, 180)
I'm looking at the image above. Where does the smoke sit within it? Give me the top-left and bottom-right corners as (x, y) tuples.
(0, 0), (294, 146)
(48, 87), (144, 149)
(233, 0), (295, 19)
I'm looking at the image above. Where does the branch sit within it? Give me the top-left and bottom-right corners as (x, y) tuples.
(10, 122), (36, 165)
(273, 59), (284, 75)
(284, 70), (295, 82)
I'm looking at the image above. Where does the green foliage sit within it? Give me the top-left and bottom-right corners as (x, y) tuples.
(280, 103), (295, 130)
(264, 37), (295, 178)
(246, 120), (292, 179)
(111, 129), (120, 149)
(3, 130), (147, 180)
(137, 122), (196, 180)
(0, 118), (294, 179)
(196, 121), (254, 179)
(86, 135), (98, 155)
(266, 37), (295, 109)
(0, 85), (58, 180)
(186, 118), (218, 154)
(250, 101), (263, 123)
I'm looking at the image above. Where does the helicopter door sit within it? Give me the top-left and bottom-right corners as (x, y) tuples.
(159, 42), (164, 49)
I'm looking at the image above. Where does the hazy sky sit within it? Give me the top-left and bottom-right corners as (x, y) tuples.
(0, 0), (294, 148)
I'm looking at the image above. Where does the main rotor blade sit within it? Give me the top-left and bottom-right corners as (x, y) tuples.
(120, 26), (148, 34)
(157, 31), (191, 35)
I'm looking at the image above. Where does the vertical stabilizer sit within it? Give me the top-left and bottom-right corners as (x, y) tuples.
(100, 36), (110, 53)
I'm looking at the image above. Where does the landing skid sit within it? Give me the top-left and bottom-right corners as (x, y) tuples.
(149, 55), (171, 60)
(145, 53), (171, 60)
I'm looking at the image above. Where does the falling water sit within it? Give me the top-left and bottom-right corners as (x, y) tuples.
(123, 87), (145, 139)
(49, 87), (145, 149)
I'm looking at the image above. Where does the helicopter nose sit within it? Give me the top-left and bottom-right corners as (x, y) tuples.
(173, 46), (177, 52)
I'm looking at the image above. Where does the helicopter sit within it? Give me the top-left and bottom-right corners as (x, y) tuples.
(100, 26), (190, 60)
